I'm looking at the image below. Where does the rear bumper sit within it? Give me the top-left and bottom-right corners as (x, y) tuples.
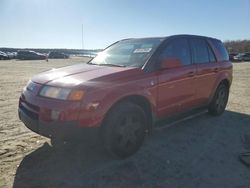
(18, 107), (99, 140)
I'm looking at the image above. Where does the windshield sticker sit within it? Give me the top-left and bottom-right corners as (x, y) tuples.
(133, 48), (152, 53)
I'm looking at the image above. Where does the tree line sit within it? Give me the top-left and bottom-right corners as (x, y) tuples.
(224, 40), (250, 53)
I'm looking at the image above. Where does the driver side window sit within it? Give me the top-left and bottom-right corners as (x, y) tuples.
(159, 38), (191, 66)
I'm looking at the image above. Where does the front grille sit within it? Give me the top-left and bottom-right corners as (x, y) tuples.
(20, 104), (39, 120)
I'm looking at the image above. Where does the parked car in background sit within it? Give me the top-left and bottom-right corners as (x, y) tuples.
(240, 53), (250, 61)
(19, 35), (232, 158)
(17, 50), (46, 60)
(234, 53), (243, 61)
(48, 51), (69, 59)
(0, 51), (9, 60)
(229, 53), (238, 61)
(87, 51), (98, 58)
(6, 52), (17, 59)
(234, 53), (250, 62)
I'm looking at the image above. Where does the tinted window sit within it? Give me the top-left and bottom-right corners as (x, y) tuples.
(208, 44), (216, 62)
(190, 38), (209, 64)
(159, 38), (191, 66)
(211, 39), (229, 61)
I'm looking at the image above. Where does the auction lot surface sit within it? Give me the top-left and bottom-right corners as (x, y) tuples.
(0, 58), (250, 188)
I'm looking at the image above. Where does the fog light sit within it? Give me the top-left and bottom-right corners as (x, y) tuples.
(51, 110), (60, 121)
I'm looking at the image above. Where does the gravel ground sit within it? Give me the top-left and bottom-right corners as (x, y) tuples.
(0, 59), (250, 188)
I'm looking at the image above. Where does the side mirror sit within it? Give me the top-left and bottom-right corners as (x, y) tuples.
(160, 58), (182, 69)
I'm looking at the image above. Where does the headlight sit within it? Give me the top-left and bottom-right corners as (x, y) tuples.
(25, 80), (37, 92)
(39, 86), (84, 101)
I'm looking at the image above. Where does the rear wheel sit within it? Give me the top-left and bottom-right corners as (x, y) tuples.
(208, 83), (229, 116)
(102, 102), (147, 159)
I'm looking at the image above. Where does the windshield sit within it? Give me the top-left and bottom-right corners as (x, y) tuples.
(89, 38), (163, 67)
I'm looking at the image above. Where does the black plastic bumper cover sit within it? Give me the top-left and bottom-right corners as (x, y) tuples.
(18, 108), (99, 141)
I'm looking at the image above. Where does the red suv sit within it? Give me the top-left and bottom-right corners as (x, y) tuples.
(19, 35), (232, 158)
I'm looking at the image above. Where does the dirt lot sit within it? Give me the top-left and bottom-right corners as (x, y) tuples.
(0, 58), (250, 188)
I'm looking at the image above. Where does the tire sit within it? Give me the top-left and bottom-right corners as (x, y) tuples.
(102, 102), (147, 159)
(51, 138), (82, 153)
(208, 83), (229, 116)
(50, 138), (67, 150)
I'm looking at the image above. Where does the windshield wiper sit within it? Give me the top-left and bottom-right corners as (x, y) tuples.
(88, 62), (125, 67)
(87, 62), (98, 65)
(97, 63), (126, 67)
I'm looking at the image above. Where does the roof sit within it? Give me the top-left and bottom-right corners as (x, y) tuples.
(122, 34), (221, 42)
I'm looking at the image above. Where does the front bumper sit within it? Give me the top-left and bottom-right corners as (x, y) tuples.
(18, 82), (103, 140)
(18, 107), (99, 140)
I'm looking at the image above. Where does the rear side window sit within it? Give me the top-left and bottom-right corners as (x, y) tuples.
(159, 38), (191, 66)
(211, 39), (229, 61)
(190, 38), (209, 64)
(208, 45), (216, 62)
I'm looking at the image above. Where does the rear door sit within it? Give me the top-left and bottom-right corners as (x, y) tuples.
(156, 38), (196, 117)
(190, 38), (219, 105)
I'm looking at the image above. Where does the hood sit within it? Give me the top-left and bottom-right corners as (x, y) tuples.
(31, 63), (143, 88)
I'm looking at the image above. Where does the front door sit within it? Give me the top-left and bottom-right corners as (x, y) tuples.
(156, 38), (196, 117)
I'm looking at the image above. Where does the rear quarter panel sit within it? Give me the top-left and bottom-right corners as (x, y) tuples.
(209, 61), (233, 102)
(207, 39), (233, 101)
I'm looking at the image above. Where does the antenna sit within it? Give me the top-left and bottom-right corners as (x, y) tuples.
(82, 24), (84, 50)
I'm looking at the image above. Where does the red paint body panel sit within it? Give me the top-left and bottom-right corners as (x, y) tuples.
(156, 64), (196, 117)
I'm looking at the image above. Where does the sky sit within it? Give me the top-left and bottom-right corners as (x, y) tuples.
(0, 0), (250, 49)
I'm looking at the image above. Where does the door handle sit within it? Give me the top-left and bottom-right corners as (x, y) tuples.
(187, 71), (195, 77)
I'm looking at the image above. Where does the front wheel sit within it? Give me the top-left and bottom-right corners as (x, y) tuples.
(50, 137), (66, 148)
(102, 102), (147, 159)
(208, 83), (229, 116)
